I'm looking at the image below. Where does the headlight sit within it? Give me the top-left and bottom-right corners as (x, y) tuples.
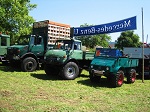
(91, 65), (93, 68)
(106, 67), (109, 70)
(57, 57), (60, 60)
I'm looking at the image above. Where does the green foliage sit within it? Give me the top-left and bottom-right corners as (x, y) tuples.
(0, 0), (37, 44)
(76, 23), (111, 48)
(115, 31), (141, 50)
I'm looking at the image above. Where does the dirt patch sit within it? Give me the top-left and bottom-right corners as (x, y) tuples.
(0, 90), (13, 97)
(0, 100), (14, 111)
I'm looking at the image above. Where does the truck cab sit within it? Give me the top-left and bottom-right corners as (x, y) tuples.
(0, 34), (10, 64)
(6, 20), (52, 72)
(45, 38), (83, 64)
(6, 34), (46, 71)
(44, 38), (94, 80)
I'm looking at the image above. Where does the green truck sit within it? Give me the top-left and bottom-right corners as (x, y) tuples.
(0, 34), (10, 64)
(44, 38), (94, 80)
(89, 48), (139, 87)
(6, 20), (51, 72)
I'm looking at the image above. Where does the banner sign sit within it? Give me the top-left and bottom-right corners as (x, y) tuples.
(73, 16), (137, 36)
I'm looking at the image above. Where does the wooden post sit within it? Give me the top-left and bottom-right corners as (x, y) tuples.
(141, 7), (144, 83)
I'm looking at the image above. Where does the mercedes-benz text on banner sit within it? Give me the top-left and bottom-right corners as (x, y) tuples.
(74, 16), (137, 36)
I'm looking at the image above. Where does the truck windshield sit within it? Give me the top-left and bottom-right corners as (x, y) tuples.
(16, 35), (30, 45)
(54, 40), (73, 50)
(0, 34), (10, 46)
(95, 48), (123, 57)
(29, 35), (35, 45)
(1, 37), (7, 46)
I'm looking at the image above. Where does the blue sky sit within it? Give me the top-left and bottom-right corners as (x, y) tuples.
(29, 0), (150, 43)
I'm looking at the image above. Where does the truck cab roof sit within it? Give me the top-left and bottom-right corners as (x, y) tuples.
(0, 34), (10, 38)
(56, 38), (81, 43)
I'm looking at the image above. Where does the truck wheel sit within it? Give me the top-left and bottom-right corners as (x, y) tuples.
(61, 62), (79, 80)
(21, 57), (37, 72)
(112, 70), (124, 87)
(127, 69), (136, 83)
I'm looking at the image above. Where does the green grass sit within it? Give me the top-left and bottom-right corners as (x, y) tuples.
(0, 64), (150, 112)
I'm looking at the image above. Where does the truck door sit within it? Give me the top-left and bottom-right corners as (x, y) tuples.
(0, 34), (10, 56)
(29, 35), (44, 56)
(71, 42), (83, 60)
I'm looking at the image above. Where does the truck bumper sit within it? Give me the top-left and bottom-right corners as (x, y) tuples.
(0, 56), (3, 62)
(6, 55), (21, 64)
(0, 55), (9, 63)
(91, 69), (105, 76)
(6, 55), (20, 60)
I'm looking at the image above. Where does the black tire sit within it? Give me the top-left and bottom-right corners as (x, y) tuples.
(21, 57), (37, 72)
(89, 70), (101, 83)
(127, 69), (136, 83)
(61, 62), (79, 80)
(112, 70), (124, 87)
(44, 65), (59, 75)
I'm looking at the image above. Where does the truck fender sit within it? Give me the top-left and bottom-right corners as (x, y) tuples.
(20, 52), (38, 63)
(113, 66), (122, 74)
(63, 58), (79, 66)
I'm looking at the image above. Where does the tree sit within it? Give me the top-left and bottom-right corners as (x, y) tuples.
(0, 0), (37, 44)
(115, 31), (141, 50)
(76, 23), (111, 48)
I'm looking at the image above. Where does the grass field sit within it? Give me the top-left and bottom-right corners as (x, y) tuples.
(0, 64), (150, 112)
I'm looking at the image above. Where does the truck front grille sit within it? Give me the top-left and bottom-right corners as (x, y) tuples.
(7, 48), (19, 55)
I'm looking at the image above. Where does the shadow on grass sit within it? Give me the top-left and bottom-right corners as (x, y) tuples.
(31, 73), (90, 81)
(0, 65), (22, 72)
(77, 76), (134, 88)
(30, 73), (62, 80)
(77, 78), (115, 88)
